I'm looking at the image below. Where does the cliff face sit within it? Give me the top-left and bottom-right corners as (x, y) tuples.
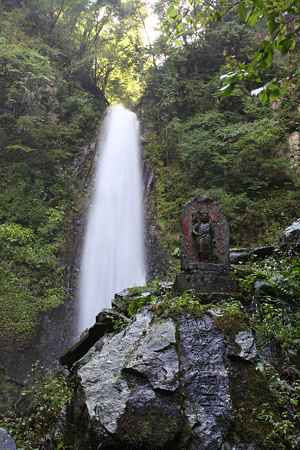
(61, 303), (271, 450)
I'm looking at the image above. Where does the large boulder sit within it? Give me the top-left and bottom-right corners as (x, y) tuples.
(61, 305), (279, 450)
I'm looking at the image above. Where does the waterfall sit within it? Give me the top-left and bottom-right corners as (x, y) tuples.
(79, 104), (145, 332)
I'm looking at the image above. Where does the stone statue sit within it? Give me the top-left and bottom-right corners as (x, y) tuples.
(173, 195), (237, 293)
(192, 210), (215, 262)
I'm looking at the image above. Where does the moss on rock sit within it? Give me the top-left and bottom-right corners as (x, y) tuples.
(227, 364), (283, 448)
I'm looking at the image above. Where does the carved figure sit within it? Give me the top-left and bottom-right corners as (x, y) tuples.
(192, 210), (214, 262)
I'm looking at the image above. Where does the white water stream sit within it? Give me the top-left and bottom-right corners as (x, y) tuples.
(79, 104), (145, 332)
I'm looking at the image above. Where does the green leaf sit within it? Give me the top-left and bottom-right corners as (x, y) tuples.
(169, 8), (180, 19)
(167, 6), (175, 14)
(269, 87), (280, 102)
(175, 39), (183, 47)
(267, 18), (280, 34)
(238, 1), (245, 21)
(258, 39), (268, 52)
(281, 38), (295, 56)
(220, 83), (235, 101)
(215, 10), (223, 21)
(201, 17), (207, 25)
(252, 0), (263, 7)
(173, 0), (180, 5)
(258, 90), (267, 105)
(281, 82), (291, 94)
(176, 22), (184, 32)
(246, 8), (261, 26)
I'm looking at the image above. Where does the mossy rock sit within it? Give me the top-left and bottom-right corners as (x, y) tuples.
(227, 364), (283, 448)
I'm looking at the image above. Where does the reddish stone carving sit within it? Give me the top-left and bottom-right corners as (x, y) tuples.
(173, 196), (236, 293)
(181, 195), (230, 275)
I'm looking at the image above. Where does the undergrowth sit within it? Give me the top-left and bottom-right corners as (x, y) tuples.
(0, 362), (72, 450)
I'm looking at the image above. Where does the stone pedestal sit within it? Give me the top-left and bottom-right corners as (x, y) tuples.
(173, 273), (237, 293)
(173, 195), (237, 293)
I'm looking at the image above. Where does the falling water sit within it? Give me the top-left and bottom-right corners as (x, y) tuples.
(79, 104), (145, 332)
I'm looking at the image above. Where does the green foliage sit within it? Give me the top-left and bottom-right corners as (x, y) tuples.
(143, 131), (191, 250)
(141, 13), (300, 250)
(251, 363), (300, 448)
(128, 292), (155, 316)
(0, 361), (72, 450)
(231, 250), (300, 355)
(0, 221), (66, 340)
(162, 0), (300, 103)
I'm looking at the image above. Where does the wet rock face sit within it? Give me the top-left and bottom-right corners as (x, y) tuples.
(63, 308), (259, 450)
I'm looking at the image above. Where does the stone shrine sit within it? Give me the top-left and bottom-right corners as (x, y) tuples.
(173, 195), (237, 293)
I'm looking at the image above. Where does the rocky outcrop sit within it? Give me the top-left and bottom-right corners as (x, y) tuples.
(62, 305), (266, 450)
(178, 314), (233, 449)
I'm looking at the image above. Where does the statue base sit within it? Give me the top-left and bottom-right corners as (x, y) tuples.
(173, 272), (237, 294)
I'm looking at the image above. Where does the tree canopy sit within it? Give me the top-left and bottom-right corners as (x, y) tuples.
(162, 0), (300, 103)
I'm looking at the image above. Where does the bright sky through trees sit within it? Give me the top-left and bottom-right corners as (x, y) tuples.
(142, 1), (160, 44)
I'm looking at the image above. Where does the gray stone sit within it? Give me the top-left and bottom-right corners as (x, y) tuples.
(230, 252), (249, 264)
(124, 319), (179, 391)
(64, 307), (182, 449)
(62, 308), (268, 449)
(179, 314), (233, 450)
(254, 280), (276, 296)
(76, 308), (154, 435)
(0, 365), (23, 413)
(235, 331), (257, 362)
(208, 307), (224, 318)
(230, 247), (274, 265)
(283, 219), (300, 241)
(0, 428), (16, 450)
(60, 308), (129, 369)
(222, 442), (261, 450)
